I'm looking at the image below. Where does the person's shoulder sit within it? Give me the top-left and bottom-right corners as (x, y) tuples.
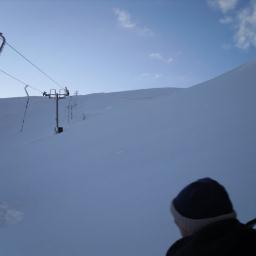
(199, 219), (256, 253)
(236, 221), (256, 244)
(228, 221), (256, 254)
(166, 219), (256, 256)
(166, 236), (190, 256)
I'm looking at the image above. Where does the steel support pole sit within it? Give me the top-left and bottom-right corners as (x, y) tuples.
(56, 93), (59, 133)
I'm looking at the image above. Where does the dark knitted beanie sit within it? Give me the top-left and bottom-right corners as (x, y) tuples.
(173, 178), (235, 219)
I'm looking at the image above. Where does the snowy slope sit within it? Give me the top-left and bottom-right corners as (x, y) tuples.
(0, 62), (256, 256)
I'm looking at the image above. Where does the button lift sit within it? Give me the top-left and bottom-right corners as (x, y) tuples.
(0, 33), (6, 54)
(43, 87), (69, 134)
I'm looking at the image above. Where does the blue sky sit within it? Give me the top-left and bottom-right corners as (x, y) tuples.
(0, 0), (256, 98)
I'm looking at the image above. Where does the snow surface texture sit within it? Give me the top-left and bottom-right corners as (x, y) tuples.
(0, 62), (256, 255)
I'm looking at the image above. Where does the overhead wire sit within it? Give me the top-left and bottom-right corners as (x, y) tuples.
(0, 67), (43, 93)
(1, 35), (77, 133)
(6, 41), (64, 89)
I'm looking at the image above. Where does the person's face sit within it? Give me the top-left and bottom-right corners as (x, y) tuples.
(175, 220), (192, 237)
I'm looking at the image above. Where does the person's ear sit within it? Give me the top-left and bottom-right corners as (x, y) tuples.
(175, 221), (191, 237)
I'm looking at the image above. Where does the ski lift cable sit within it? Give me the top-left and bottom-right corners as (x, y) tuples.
(6, 42), (64, 89)
(0, 67), (43, 93)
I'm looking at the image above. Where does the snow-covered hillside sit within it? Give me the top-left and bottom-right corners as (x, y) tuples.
(0, 62), (256, 256)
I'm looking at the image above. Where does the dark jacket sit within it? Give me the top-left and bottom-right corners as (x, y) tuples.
(166, 219), (256, 256)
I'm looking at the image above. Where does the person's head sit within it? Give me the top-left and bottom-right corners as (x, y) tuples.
(171, 178), (237, 237)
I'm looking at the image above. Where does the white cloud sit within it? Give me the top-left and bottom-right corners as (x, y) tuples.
(138, 27), (155, 37)
(113, 8), (136, 29)
(149, 53), (173, 64)
(209, 0), (256, 50)
(140, 73), (163, 79)
(222, 43), (232, 49)
(113, 8), (154, 36)
(219, 16), (233, 24)
(140, 73), (150, 78)
(0, 202), (24, 227)
(208, 0), (239, 13)
(149, 53), (163, 60)
(154, 73), (162, 79)
(234, 1), (256, 49)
